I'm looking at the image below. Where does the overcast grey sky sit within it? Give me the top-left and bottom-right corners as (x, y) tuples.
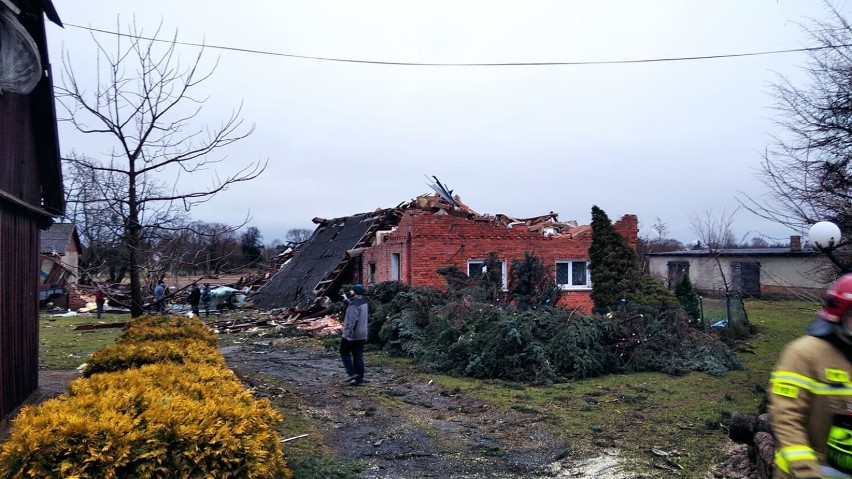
(45, 1), (849, 245)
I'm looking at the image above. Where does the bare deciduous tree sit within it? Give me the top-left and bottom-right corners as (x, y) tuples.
(636, 217), (684, 271)
(58, 22), (266, 316)
(738, 3), (852, 270)
(61, 152), (130, 284)
(690, 209), (739, 294)
(285, 228), (313, 245)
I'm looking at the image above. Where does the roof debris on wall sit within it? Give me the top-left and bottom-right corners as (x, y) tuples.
(249, 184), (585, 317)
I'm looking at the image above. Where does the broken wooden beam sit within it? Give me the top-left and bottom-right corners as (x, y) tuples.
(73, 322), (126, 331)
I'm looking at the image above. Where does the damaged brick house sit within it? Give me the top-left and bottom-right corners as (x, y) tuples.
(253, 193), (637, 314)
(38, 223), (83, 307)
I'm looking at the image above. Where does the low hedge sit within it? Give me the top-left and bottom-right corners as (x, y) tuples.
(117, 314), (218, 346)
(0, 315), (292, 479)
(84, 338), (224, 377)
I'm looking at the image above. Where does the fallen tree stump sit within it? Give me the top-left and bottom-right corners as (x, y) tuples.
(754, 431), (776, 479)
(729, 412), (772, 444)
(729, 412), (774, 479)
(73, 322), (126, 331)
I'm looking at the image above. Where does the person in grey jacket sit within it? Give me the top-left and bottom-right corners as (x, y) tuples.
(340, 284), (369, 386)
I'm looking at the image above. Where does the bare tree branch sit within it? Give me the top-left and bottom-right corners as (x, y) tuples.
(737, 2), (852, 272)
(57, 18), (265, 316)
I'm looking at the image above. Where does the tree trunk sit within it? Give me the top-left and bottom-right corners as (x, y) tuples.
(128, 174), (143, 318)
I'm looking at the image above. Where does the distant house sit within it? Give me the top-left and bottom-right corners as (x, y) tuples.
(0, 0), (64, 419)
(40, 222), (83, 285)
(647, 236), (833, 299)
(253, 193), (637, 313)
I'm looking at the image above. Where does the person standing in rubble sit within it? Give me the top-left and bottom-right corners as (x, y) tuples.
(769, 273), (852, 479)
(201, 283), (212, 317)
(94, 285), (106, 319)
(153, 280), (166, 313)
(340, 284), (369, 386)
(189, 284), (201, 316)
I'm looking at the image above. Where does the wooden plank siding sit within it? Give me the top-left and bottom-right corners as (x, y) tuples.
(0, 93), (41, 206)
(0, 0), (64, 419)
(0, 206), (40, 418)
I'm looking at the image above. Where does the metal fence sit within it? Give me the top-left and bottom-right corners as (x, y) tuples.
(699, 293), (748, 328)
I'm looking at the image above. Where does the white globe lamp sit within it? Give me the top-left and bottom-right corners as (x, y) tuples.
(809, 221), (842, 250)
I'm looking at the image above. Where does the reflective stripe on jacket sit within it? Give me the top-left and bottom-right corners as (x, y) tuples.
(770, 335), (852, 479)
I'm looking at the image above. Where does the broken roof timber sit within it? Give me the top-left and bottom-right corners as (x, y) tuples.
(251, 192), (585, 313)
(251, 209), (401, 311)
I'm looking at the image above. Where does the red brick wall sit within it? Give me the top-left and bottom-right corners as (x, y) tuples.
(613, 214), (638, 250)
(361, 211), (638, 314)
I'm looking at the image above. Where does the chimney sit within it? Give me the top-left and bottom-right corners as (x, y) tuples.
(790, 235), (802, 251)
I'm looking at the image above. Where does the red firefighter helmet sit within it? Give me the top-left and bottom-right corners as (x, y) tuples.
(820, 274), (852, 322)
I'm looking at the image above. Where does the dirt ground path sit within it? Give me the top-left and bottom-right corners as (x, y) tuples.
(7, 339), (752, 478)
(221, 338), (637, 479)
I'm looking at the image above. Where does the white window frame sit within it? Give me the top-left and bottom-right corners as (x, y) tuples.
(556, 260), (591, 290)
(368, 262), (377, 284)
(390, 253), (401, 281)
(467, 259), (508, 291)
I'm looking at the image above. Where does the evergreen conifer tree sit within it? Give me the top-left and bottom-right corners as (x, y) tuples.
(589, 205), (641, 313)
(674, 274), (701, 321)
(509, 252), (560, 310)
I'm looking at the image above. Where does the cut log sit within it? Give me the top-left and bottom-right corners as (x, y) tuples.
(754, 431), (776, 479)
(730, 412), (759, 444)
(73, 322), (126, 331)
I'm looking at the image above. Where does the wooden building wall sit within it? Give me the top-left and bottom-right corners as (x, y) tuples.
(0, 206), (40, 418)
(0, 1), (64, 420)
(0, 94), (41, 205)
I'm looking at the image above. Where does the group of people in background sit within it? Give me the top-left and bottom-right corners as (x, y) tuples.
(93, 280), (215, 318)
(188, 283), (213, 317)
(153, 280), (214, 316)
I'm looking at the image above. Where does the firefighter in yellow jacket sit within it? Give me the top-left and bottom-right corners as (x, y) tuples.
(770, 274), (852, 479)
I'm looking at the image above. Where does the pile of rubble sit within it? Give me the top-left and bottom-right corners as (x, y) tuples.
(203, 312), (342, 337)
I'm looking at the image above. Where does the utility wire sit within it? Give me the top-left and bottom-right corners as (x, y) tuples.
(64, 22), (852, 67)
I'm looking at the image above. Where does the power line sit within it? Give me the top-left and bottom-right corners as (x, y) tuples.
(64, 22), (850, 67)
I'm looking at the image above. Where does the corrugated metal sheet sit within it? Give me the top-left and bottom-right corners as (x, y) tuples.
(0, 207), (40, 418)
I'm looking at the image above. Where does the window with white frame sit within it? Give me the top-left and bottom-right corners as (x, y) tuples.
(368, 262), (377, 284)
(556, 260), (590, 290)
(467, 259), (507, 291)
(390, 253), (401, 281)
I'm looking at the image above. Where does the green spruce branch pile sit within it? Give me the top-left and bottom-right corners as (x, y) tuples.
(360, 206), (741, 383)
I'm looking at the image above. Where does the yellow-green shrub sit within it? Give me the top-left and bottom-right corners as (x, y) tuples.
(118, 314), (218, 346)
(0, 314), (292, 478)
(0, 363), (291, 479)
(84, 338), (225, 377)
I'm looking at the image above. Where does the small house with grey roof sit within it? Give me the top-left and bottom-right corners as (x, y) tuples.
(40, 222), (82, 285)
(647, 236), (834, 299)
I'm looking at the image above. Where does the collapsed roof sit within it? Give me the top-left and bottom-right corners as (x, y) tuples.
(250, 192), (579, 313)
(252, 209), (401, 311)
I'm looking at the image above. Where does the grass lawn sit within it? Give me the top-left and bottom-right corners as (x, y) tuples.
(39, 311), (128, 369)
(37, 299), (820, 478)
(401, 298), (817, 477)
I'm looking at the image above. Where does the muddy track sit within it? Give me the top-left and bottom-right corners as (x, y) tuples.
(222, 338), (577, 479)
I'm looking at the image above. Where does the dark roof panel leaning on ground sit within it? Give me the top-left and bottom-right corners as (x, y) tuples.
(252, 211), (396, 311)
